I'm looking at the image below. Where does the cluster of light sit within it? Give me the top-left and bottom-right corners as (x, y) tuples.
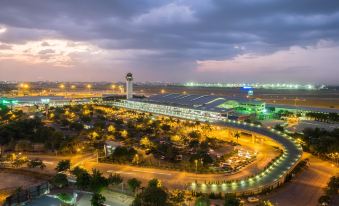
(19, 83), (29, 89)
(184, 82), (320, 90)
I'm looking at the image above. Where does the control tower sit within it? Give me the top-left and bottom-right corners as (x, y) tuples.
(126, 73), (133, 99)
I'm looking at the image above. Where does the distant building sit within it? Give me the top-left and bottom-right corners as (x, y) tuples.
(104, 141), (123, 156)
(126, 73), (133, 99)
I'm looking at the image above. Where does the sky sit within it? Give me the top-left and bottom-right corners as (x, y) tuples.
(0, 0), (339, 84)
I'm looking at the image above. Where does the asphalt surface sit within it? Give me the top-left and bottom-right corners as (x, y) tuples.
(263, 154), (338, 206)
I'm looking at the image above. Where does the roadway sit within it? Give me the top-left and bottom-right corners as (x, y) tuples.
(263, 154), (338, 206)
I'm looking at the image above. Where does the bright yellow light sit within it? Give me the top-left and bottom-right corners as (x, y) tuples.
(161, 89), (165, 94)
(87, 84), (92, 89)
(71, 85), (76, 89)
(23, 84), (29, 89)
(111, 85), (116, 89)
(59, 84), (65, 89)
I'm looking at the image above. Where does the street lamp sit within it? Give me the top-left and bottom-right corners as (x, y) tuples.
(134, 154), (139, 165)
(59, 84), (65, 89)
(86, 84), (92, 93)
(194, 159), (198, 173)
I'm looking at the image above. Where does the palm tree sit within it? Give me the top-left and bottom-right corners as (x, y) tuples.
(234, 132), (240, 143)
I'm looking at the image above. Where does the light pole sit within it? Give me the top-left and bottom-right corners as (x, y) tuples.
(194, 159), (198, 174)
(59, 84), (66, 96)
(111, 84), (116, 93)
(134, 154), (139, 165)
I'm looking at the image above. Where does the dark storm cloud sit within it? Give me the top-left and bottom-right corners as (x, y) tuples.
(0, 0), (339, 82)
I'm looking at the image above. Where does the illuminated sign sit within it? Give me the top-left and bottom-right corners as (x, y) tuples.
(248, 90), (254, 96)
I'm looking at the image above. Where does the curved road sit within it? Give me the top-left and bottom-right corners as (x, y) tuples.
(188, 120), (302, 193)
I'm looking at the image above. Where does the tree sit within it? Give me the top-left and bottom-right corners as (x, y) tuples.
(256, 200), (274, 206)
(107, 125), (116, 133)
(234, 132), (240, 143)
(224, 194), (240, 206)
(274, 124), (284, 132)
(189, 131), (201, 139)
(52, 173), (68, 188)
(9, 153), (28, 168)
(75, 170), (91, 190)
(55, 160), (71, 172)
(91, 193), (106, 206)
(140, 137), (152, 149)
(111, 146), (137, 162)
(89, 169), (108, 193)
(27, 159), (46, 170)
(161, 124), (171, 132)
(71, 166), (88, 177)
(127, 178), (141, 193)
(132, 178), (168, 206)
(148, 178), (161, 188)
(195, 196), (210, 206)
(318, 195), (330, 205)
(326, 176), (339, 195)
(169, 190), (185, 205)
(108, 173), (123, 185)
(70, 122), (84, 131)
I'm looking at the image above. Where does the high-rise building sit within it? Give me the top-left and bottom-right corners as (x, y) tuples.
(126, 73), (133, 99)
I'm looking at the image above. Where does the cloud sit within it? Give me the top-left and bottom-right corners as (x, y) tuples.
(196, 40), (339, 83)
(0, 0), (338, 83)
(0, 43), (11, 50)
(38, 49), (55, 55)
(41, 41), (50, 46)
(0, 25), (7, 33)
(133, 3), (197, 25)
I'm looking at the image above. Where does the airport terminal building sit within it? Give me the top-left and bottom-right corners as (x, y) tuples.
(112, 93), (266, 121)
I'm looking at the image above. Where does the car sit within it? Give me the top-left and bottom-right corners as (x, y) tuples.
(247, 196), (259, 203)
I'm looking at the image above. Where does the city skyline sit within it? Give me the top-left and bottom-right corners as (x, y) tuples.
(1, 0), (339, 84)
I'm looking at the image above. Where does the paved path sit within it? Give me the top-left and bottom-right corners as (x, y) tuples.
(263, 154), (338, 206)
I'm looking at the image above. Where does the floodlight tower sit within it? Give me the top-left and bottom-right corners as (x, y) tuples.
(125, 73), (133, 99)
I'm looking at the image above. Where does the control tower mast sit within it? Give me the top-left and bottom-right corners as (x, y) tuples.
(125, 73), (133, 99)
